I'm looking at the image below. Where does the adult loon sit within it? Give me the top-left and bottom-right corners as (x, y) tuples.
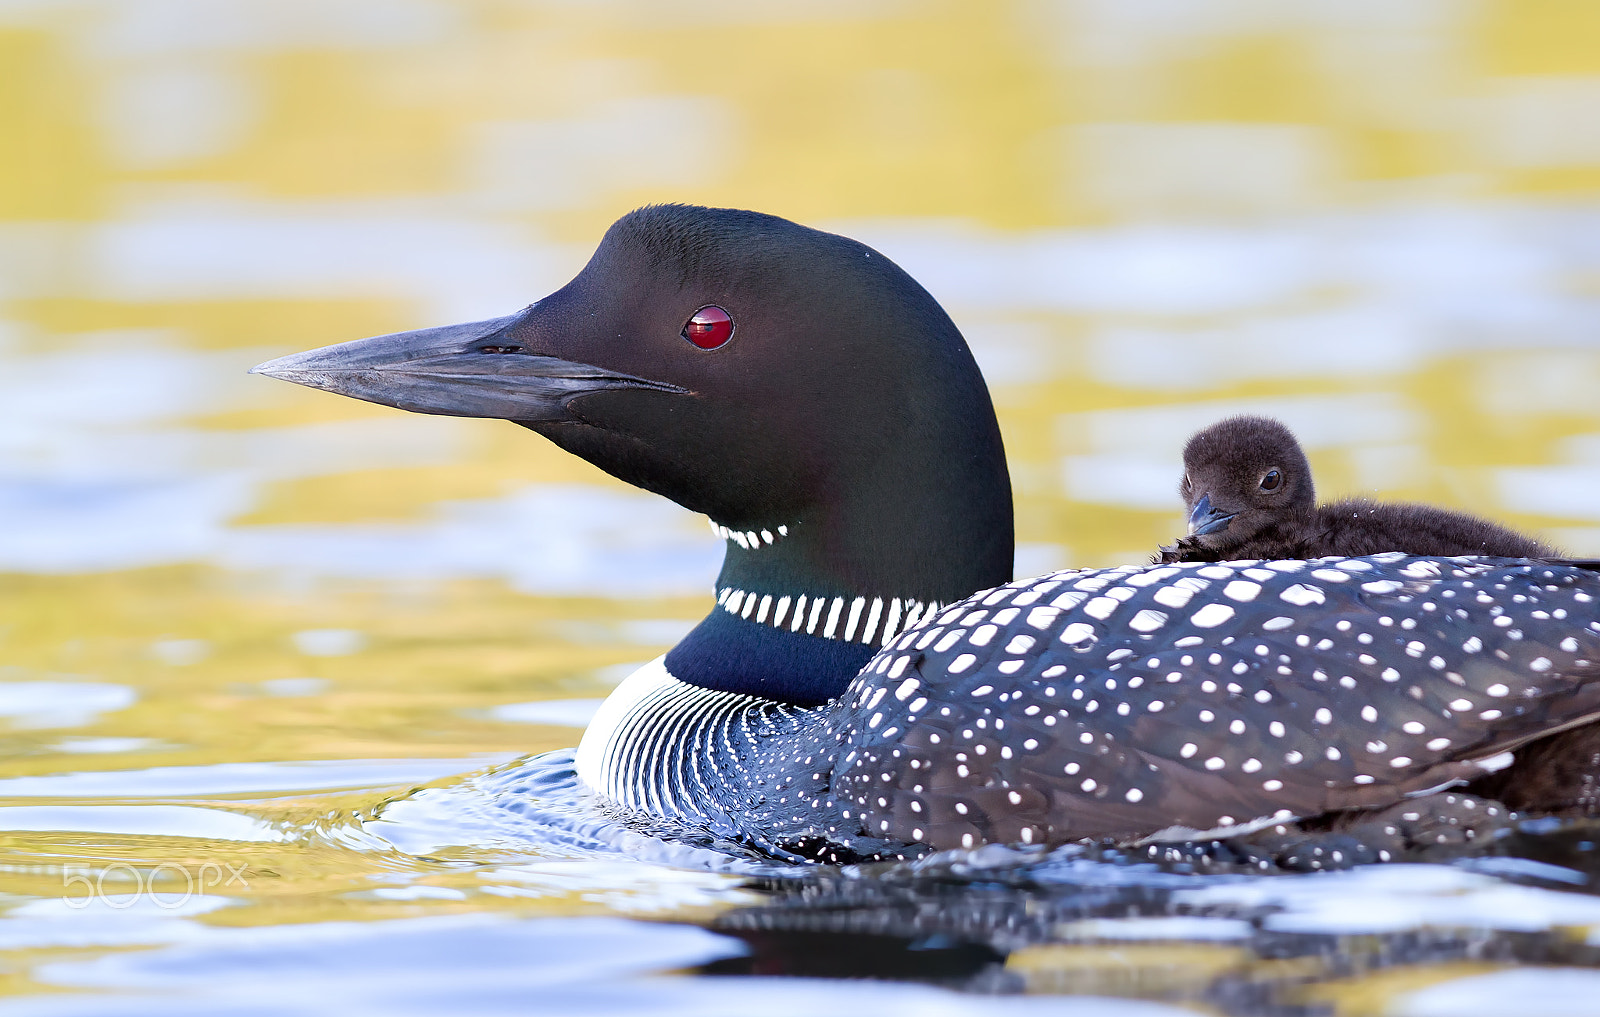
(252, 204), (1600, 862)
(1160, 415), (1557, 564)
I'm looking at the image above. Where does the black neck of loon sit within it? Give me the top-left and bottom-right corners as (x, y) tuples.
(665, 460), (1015, 706)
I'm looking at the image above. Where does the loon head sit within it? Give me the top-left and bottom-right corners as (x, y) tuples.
(253, 204), (1013, 705)
(1178, 415), (1314, 554)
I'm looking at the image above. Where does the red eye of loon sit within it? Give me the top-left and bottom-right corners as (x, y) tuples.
(682, 305), (734, 350)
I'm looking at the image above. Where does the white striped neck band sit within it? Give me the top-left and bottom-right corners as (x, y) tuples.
(715, 587), (944, 648)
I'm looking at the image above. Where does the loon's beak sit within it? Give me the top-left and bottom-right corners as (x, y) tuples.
(1186, 493), (1235, 537)
(249, 313), (686, 421)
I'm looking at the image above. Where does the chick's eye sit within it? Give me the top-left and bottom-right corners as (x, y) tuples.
(1260, 469), (1282, 491)
(682, 305), (734, 350)
(479, 345), (524, 354)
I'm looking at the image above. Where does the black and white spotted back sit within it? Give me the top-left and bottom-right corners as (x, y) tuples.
(820, 553), (1600, 851)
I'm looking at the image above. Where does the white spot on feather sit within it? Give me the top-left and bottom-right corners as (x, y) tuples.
(1223, 581), (1261, 602)
(1060, 623), (1096, 645)
(1083, 597), (1118, 620)
(1190, 603), (1235, 628)
(1279, 584), (1324, 607)
(1153, 585), (1194, 609)
(1026, 607), (1061, 629)
(1129, 610), (1168, 633)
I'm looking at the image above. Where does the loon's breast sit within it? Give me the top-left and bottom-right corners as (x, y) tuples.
(578, 656), (814, 823)
(577, 656), (868, 861)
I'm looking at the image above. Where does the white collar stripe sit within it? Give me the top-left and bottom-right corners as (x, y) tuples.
(882, 598), (903, 642)
(823, 597), (844, 639)
(717, 588), (933, 647)
(843, 597), (865, 641)
(860, 598), (883, 644)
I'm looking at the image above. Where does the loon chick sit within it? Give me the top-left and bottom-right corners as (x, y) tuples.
(1160, 415), (1557, 563)
(252, 205), (1600, 861)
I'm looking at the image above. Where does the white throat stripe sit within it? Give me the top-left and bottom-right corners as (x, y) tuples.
(708, 519), (792, 550)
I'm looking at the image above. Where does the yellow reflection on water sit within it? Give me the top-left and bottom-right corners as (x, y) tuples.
(2, 0), (1600, 1009)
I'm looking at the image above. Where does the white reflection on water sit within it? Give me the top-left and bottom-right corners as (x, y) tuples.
(852, 206), (1599, 330)
(0, 804), (283, 841)
(0, 895), (233, 950)
(51, 737), (158, 755)
(0, 755), (510, 797)
(489, 699), (605, 728)
(0, 333), (253, 430)
(101, 63), (259, 169)
(1396, 968), (1600, 1017)
(88, 197), (573, 323)
(470, 96), (737, 213)
(1052, 915), (1254, 941)
(366, 885), (465, 902)
(1499, 464), (1600, 523)
(81, 0), (460, 58)
(1068, 123), (1334, 218)
(1087, 305), (1428, 391)
(259, 677), (328, 697)
(842, 216), (1319, 315)
(0, 681), (136, 729)
(0, 474), (254, 573)
(148, 638), (208, 666)
(1174, 863), (1600, 935)
(289, 628), (366, 657)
